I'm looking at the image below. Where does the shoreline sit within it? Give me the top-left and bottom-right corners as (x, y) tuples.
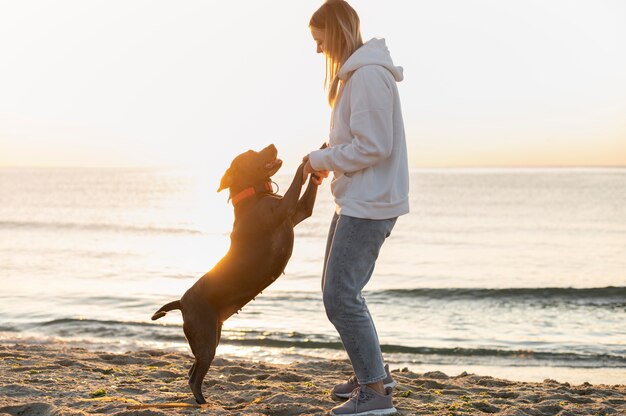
(1, 343), (624, 415)
(3, 333), (623, 386)
(2, 333), (624, 387)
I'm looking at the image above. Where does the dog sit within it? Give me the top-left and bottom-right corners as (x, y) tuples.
(151, 144), (321, 404)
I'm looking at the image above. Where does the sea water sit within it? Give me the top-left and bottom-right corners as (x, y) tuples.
(0, 167), (624, 385)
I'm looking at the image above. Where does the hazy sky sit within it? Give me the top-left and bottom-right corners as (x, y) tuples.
(1, 0), (625, 170)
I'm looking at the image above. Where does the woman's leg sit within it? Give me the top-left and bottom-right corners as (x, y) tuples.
(322, 214), (397, 386)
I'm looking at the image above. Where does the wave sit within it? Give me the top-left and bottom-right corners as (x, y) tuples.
(37, 318), (166, 328)
(223, 338), (626, 367)
(0, 220), (203, 235)
(0, 325), (17, 332)
(22, 317), (626, 368)
(373, 286), (626, 301)
(185, 287), (626, 303)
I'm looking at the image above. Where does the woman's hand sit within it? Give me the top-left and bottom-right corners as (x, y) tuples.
(302, 155), (329, 185)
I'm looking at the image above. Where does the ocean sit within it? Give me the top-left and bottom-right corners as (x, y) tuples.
(1, 167), (624, 385)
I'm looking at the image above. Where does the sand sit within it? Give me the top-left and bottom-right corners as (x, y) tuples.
(0, 343), (624, 416)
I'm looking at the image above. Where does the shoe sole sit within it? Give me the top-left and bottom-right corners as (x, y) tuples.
(333, 381), (397, 399)
(330, 407), (397, 416)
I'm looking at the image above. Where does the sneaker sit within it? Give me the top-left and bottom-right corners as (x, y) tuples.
(330, 385), (397, 416)
(333, 364), (397, 398)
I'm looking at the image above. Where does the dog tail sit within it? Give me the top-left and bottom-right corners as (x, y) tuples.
(151, 300), (181, 321)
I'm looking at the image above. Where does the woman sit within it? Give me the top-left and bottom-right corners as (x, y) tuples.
(303, 1), (410, 415)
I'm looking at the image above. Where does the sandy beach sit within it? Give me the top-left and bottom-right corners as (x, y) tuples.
(0, 343), (624, 415)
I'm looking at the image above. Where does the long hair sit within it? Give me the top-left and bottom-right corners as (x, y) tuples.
(310, 0), (363, 107)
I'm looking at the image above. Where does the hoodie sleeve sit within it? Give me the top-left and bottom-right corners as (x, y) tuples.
(309, 65), (394, 173)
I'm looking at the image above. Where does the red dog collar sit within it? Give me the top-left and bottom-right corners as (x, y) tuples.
(231, 182), (273, 206)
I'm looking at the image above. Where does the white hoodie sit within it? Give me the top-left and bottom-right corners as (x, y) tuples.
(308, 38), (410, 220)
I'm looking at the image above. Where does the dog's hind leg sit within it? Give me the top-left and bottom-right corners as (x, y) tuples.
(183, 304), (222, 404)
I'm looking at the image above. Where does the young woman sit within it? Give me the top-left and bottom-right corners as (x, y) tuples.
(302, 1), (410, 415)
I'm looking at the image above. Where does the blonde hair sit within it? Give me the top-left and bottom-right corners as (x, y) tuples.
(310, 0), (363, 107)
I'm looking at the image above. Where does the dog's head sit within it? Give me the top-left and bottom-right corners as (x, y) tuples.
(218, 144), (282, 193)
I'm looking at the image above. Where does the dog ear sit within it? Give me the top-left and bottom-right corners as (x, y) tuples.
(217, 168), (233, 192)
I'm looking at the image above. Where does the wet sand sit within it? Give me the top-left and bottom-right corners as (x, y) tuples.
(0, 343), (624, 415)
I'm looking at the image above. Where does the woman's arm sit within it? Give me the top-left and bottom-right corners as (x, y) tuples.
(308, 66), (394, 173)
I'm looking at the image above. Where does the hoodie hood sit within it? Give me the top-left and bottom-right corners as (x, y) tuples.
(338, 38), (403, 82)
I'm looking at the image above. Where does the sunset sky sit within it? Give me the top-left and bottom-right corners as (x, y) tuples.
(1, 0), (625, 170)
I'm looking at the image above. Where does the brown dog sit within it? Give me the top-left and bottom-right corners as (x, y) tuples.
(151, 144), (320, 404)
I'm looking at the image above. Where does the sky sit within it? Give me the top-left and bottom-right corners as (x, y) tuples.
(0, 0), (625, 171)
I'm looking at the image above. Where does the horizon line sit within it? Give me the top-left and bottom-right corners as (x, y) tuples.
(1, 164), (625, 170)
